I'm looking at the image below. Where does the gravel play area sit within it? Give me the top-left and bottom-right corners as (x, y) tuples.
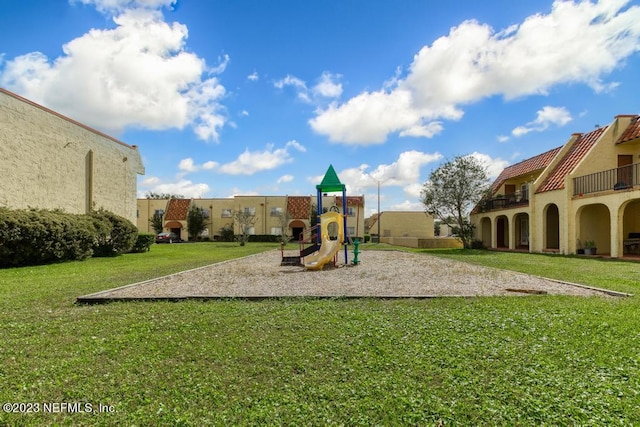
(77, 250), (623, 302)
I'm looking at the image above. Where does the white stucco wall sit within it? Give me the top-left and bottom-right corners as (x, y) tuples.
(0, 89), (144, 223)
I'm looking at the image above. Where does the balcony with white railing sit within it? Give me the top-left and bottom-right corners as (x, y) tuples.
(573, 163), (639, 196)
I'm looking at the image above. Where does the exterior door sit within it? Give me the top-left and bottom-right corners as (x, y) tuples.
(520, 217), (529, 246)
(497, 217), (506, 248)
(617, 155), (633, 188)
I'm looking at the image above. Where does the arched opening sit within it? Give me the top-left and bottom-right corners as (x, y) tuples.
(480, 217), (492, 248)
(578, 203), (610, 255)
(622, 199), (640, 257)
(289, 220), (306, 241)
(164, 221), (183, 240)
(514, 213), (530, 249)
(544, 204), (560, 250)
(496, 216), (509, 248)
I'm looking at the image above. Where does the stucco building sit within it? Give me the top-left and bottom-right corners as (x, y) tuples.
(137, 195), (365, 241)
(471, 114), (640, 258)
(0, 88), (144, 223)
(368, 211), (435, 239)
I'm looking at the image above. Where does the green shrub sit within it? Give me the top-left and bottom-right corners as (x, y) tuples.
(471, 239), (486, 249)
(0, 208), (95, 267)
(247, 234), (281, 243)
(219, 225), (235, 242)
(90, 209), (138, 257)
(130, 233), (155, 253)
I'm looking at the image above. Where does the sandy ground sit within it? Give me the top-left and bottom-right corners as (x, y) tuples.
(78, 250), (621, 301)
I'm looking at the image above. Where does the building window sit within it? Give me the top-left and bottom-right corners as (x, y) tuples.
(270, 207), (283, 216)
(136, 209), (139, 218)
(347, 226), (355, 236)
(221, 209), (232, 218)
(244, 207), (256, 215)
(271, 227), (282, 235)
(247, 226), (256, 235)
(346, 207), (355, 216)
(154, 209), (164, 216)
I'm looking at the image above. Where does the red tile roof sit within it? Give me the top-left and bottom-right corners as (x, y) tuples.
(616, 115), (640, 144)
(490, 146), (562, 192)
(536, 127), (606, 194)
(164, 198), (191, 220)
(336, 196), (365, 206)
(287, 196), (311, 219)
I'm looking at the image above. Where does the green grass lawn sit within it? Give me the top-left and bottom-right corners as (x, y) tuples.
(1, 243), (639, 426)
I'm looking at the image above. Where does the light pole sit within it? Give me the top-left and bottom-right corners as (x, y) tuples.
(365, 173), (394, 244)
(376, 180), (381, 243)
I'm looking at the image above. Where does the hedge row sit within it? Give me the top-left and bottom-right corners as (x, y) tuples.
(0, 207), (139, 267)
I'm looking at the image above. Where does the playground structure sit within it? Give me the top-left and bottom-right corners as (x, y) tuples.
(301, 211), (344, 270)
(280, 165), (355, 270)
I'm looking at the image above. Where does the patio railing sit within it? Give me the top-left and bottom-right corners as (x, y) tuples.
(573, 163), (639, 196)
(476, 189), (529, 213)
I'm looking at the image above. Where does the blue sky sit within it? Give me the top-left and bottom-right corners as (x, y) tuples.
(1, 0), (639, 216)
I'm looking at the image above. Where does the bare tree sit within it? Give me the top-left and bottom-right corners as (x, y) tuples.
(275, 210), (292, 244)
(233, 209), (258, 246)
(421, 155), (489, 248)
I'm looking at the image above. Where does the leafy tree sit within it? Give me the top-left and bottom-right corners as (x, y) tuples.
(233, 209), (258, 246)
(421, 155), (489, 248)
(145, 192), (184, 199)
(187, 205), (208, 240)
(149, 212), (164, 234)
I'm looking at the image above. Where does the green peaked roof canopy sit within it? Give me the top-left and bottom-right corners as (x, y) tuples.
(316, 164), (345, 192)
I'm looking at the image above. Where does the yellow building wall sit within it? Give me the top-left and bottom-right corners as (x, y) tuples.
(1, 89), (144, 223)
(372, 211), (434, 239)
(191, 198), (235, 239)
(233, 196), (288, 235)
(136, 199), (169, 233)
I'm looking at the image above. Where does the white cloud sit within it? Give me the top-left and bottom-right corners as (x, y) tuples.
(73, 0), (177, 14)
(178, 157), (198, 172)
(139, 178), (210, 198)
(0, 5), (228, 142)
(141, 176), (160, 186)
(247, 71), (259, 81)
(336, 150), (442, 194)
(497, 135), (510, 143)
(512, 106), (573, 137)
(275, 72), (344, 104)
(469, 152), (510, 180)
(312, 72), (342, 98)
(177, 158), (218, 173)
(218, 141), (303, 175)
(390, 200), (424, 211)
(202, 161), (218, 170)
(403, 183), (424, 199)
(311, 0), (640, 144)
(285, 139), (306, 152)
(274, 74), (310, 102)
(277, 174), (294, 183)
(310, 89), (449, 144)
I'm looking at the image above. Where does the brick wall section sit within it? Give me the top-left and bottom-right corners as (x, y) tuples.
(287, 196), (311, 219)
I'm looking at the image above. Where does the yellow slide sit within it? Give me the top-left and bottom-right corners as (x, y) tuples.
(303, 211), (344, 270)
